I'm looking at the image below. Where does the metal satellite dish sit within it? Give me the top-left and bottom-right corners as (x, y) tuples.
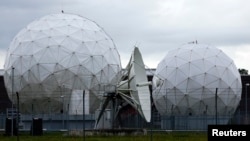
(117, 47), (151, 122)
(95, 46), (151, 129)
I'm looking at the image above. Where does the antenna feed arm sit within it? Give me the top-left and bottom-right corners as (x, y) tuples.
(136, 81), (152, 87)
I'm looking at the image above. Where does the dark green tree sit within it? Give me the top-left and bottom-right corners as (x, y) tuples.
(238, 68), (248, 75)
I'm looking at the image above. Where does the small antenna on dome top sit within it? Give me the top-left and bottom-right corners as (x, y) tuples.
(61, 0), (65, 13)
(188, 40), (198, 44)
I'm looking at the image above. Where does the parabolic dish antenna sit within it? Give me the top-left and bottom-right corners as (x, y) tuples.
(95, 46), (151, 128)
(118, 47), (151, 122)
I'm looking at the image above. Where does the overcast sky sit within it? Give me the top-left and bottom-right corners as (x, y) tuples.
(0, 0), (250, 71)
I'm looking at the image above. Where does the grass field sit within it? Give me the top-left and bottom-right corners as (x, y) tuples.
(0, 131), (207, 141)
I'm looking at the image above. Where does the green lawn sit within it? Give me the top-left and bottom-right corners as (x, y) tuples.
(0, 131), (207, 141)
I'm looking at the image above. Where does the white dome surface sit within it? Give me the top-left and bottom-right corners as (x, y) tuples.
(153, 44), (242, 116)
(4, 13), (122, 113)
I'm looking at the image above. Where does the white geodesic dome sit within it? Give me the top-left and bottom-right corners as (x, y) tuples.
(153, 43), (242, 116)
(4, 13), (122, 114)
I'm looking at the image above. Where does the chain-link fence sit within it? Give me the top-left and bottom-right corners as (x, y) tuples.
(0, 90), (249, 132)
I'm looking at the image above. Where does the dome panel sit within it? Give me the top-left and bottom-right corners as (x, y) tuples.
(4, 13), (122, 114)
(153, 44), (242, 117)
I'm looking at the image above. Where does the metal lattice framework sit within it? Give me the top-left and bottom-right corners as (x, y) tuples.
(153, 43), (242, 116)
(4, 13), (122, 114)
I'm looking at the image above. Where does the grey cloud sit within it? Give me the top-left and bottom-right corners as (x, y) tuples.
(0, 0), (250, 69)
